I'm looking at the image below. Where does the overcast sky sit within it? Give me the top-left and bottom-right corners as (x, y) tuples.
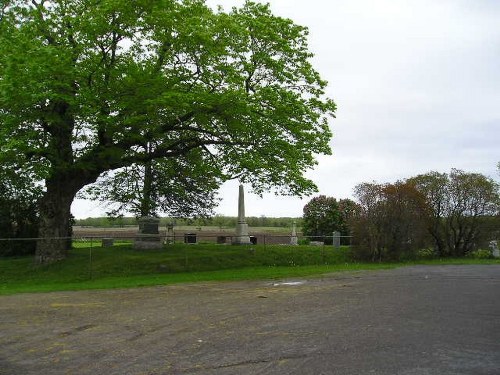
(72, 0), (500, 219)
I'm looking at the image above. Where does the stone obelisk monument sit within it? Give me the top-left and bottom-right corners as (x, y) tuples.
(290, 221), (298, 245)
(232, 184), (251, 245)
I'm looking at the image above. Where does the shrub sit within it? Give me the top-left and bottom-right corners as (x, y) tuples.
(298, 238), (310, 245)
(467, 249), (493, 259)
(417, 247), (437, 260)
(0, 192), (39, 257)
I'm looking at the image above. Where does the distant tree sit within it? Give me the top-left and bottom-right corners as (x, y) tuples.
(337, 198), (361, 237)
(409, 169), (499, 257)
(0, 1), (335, 263)
(407, 172), (449, 255)
(351, 181), (429, 261)
(350, 182), (384, 260)
(302, 196), (359, 244)
(445, 169), (499, 255)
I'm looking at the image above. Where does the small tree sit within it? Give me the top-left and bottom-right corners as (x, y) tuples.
(410, 169), (499, 257)
(445, 169), (499, 256)
(302, 195), (358, 244)
(407, 172), (449, 255)
(351, 181), (429, 261)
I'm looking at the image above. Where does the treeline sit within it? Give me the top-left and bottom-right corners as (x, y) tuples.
(301, 168), (499, 261)
(75, 216), (303, 228)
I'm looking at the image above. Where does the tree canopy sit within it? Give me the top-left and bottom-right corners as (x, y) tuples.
(0, 0), (335, 263)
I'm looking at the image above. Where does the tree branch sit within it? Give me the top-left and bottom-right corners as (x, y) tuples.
(30, 0), (56, 45)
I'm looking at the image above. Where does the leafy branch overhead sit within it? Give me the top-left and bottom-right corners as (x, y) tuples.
(0, 0), (334, 194)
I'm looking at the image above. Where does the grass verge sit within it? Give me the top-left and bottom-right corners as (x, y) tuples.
(1, 243), (499, 295)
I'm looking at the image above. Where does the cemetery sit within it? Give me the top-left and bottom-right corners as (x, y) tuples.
(0, 0), (499, 373)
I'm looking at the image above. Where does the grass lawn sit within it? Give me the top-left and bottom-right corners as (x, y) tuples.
(1, 243), (499, 295)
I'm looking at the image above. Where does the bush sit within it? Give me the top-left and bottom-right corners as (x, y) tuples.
(417, 247), (437, 260)
(0, 197), (39, 257)
(298, 238), (310, 245)
(467, 249), (493, 259)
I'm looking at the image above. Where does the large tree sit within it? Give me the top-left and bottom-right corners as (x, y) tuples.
(0, 1), (335, 263)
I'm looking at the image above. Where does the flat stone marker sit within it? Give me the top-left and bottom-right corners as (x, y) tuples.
(101, 238), (114, 247)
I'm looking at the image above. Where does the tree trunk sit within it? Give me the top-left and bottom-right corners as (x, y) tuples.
(140, 160), (154, 217)
(35, 173), (92, 264)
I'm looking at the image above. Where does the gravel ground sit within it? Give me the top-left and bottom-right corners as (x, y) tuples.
(1, 265), (499, 375)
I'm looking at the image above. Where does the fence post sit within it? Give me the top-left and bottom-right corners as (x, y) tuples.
(89, 237), (93, 280)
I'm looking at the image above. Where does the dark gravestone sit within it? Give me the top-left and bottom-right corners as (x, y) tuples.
(184, 233), (197, 244)
(102, 238), (114, 247)
(134, 216), (162, 250)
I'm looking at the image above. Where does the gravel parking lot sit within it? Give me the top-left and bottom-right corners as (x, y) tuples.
(1, 265), (499, 375)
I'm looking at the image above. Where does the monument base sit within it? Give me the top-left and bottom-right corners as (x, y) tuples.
(232, 223), (251, 245)
(232, 236), (252, 245)
(134, 235), (162, 250)
(134, 216), (162, 250)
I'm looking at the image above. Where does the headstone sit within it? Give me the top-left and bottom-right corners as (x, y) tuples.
(310, 241), (324, 246)
(184, 233), (197, 244)
(134, 216), (162, 250)
(290, 221), (298, 245)
(332, 231), (341, 248)
(232, 184), (251, 245)
(101, 238), (114, 247)
(165, 222), (175, 244)
(489, 240), (499, 258)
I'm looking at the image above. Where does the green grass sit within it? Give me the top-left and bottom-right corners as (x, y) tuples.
(1, 243), (499, 295)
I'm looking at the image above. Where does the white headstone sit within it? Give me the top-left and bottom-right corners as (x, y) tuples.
(332, 231), (341, 248)
(290, 221), (298, 245)
(489, 240), (499, 258)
